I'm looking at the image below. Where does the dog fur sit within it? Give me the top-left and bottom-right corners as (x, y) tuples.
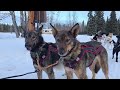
(112, 35), (120, 62)
(24, 25), (62, 79)
(51, 23), (109, 79)
(102, 33), (113, 49)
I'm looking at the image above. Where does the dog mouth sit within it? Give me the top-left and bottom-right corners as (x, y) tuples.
(25, 45), (32, 51)
(26, 47), (32, 51)
(58, 50), (70, 57)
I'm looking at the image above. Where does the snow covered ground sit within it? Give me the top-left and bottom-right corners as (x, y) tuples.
(0, 32), (119, 79)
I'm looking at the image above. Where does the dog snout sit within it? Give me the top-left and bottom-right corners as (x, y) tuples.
(25, 44), (31, 50)
(25, 43), (29, 48)
(59, 48), (65, 55)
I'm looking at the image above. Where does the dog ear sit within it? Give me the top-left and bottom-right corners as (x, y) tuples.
(50, 23), (58, 37)
(69, 23), (80, 38)
(38, 25), (43, 35)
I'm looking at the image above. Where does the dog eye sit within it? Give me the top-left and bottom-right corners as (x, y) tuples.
(57, 39), (60, 42)
(25, 35), (28, 38)
(32, 36), (36, 39)
(25, 36), (27, 38)
(66, 39), (70, 42)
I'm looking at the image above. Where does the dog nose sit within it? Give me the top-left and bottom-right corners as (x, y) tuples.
(60, 48), (65, 55)
(25, 44), (28, 47)
(25, 44), (30, 48)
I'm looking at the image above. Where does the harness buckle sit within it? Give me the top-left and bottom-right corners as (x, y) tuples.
(76, 57), (80, 61)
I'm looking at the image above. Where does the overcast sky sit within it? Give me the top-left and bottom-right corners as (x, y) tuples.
(1, 11), (120, 25)
(47, 11), (120, 24)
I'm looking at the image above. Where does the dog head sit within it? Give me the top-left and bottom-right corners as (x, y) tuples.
(25, 25), (44, 51)
(50, 23), (80, 57)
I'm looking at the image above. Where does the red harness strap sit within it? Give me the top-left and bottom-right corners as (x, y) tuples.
(79, 45), (103, 66)
(38, 44), (59, 68)
(65, 45), (103, 68)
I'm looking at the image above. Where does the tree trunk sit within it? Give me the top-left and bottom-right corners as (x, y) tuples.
(28, 11), (35, 31)
(20, 11), (26, 37)
(72, 11), (77, 25)
(24, 11), (28, 30)
(9, 11), (20, 38)
(1, 24), (3, 32)
(68, 11), (72, 28)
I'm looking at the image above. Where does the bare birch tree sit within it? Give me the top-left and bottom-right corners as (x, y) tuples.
(20, 11), (27, 37)
(0, 12), (10, 32)
(49, 11), (55, 24)
(72, 11), (77, 25)
(24, 11), (28, 29)
(47, 11), (55, 28)
(55, 11), (61, 23)
(68, 11), (72, 28)
(9, 11), (20, 38)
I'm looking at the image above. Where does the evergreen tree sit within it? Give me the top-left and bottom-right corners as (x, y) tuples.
(117, 18), (120, 35)
(105, 17), (111, 34)
(94, 11), (105, 33)
(3, 24), (6, 32)
(87, 11), (96, 35)
(81, 20), (85, 32)
(109, 11), (118, 35)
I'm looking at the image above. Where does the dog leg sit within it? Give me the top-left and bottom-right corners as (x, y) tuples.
(74, 69), (87, 79)
(45, 68), (55, 79)
(89, 66), (96, 79)
(116, 52), (118, 62)
(33, 64), (42, 79)
(100, 61), (109, 79)
(64, 67), (73, 79)
(74, 65), (87, 79)
(37, 70), (42, 79)
(100, 56), (109, 79)
(89, 60), (99, 79)
(92, 71), (95, 79)
(112, 49), (115, 59)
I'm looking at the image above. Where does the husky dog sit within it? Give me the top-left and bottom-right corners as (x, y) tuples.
(24, 25), (61, 79)
(102, 33), (113, 49)
(51, 23), (109, 79)
(112, 35), (120, 62)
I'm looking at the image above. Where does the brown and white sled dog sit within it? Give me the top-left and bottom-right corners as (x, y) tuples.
(50, 23), (109, 79)
(102, 33), (113, 49)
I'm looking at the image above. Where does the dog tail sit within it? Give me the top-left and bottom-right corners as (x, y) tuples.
(95, 61), (100, 73)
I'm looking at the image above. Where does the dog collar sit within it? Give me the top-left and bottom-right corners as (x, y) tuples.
(60, 41), (77, 57)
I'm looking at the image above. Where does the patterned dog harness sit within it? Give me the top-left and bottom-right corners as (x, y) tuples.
(65, 44), (103, 69)
(38, 43), (60, 67)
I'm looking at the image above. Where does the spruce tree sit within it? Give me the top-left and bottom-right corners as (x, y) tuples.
(109, 11), (118, 35)
(117, 18), (120, 35)
(87, 11), (96, 35)
(94, 11), (105, 33)
(81, 20), (84, 32)
(105, 17), (111, 34)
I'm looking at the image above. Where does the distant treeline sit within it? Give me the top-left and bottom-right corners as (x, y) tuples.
(1, 11), (120, 36)
(52, 11), (120, 36)
(51, 22), (87, 35)
(0, 24), (21, 32)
